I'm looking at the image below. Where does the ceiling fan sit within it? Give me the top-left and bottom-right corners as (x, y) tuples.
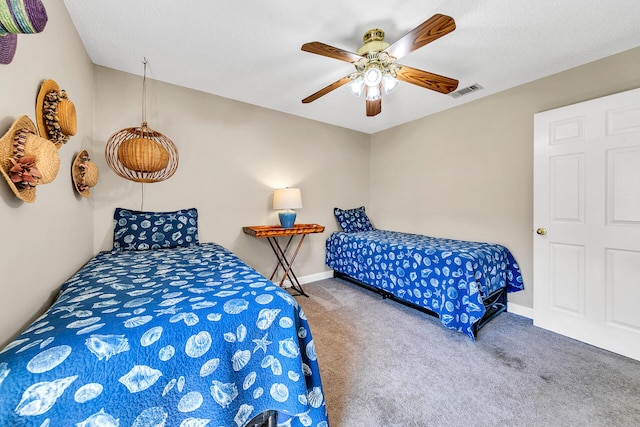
(301, 14), (459, 117)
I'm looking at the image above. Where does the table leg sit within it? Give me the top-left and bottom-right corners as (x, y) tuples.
(269, 235), (294, 281)
(266, 235), (309, 297)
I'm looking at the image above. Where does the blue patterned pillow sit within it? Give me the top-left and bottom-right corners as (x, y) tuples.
(334, 206), (375, 232)
(113, 208), (199, 251)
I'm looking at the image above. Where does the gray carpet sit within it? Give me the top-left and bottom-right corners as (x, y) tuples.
(296, 278), (640, 427)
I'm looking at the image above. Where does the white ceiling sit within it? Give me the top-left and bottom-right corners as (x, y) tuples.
(63, 0), (640, 135)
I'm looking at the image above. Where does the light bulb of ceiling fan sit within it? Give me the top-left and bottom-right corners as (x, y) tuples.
(348, 76), (365, 97)
(366, 84), (381, 101)
(364, 67), (382, 87)
(382, 73), (399, 94)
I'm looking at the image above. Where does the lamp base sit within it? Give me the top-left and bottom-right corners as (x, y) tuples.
(278, 211), (297, 228)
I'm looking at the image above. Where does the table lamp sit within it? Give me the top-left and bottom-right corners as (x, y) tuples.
(273, 187), (302, 228)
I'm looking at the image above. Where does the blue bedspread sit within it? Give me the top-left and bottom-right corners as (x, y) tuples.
(326, 230), (524, 339)
(0, 243), (328, 427)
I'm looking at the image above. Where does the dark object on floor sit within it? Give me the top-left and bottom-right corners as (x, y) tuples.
(247, 410), (277, 427)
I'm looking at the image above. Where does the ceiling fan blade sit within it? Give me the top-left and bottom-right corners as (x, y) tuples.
(396, 65), (458, 94)
(366, 86), (382, 116)
(366, 99), (381, 117)
(386, 14), (456, 59)
(301, 41), (362, 63)
(302, 76), (352, 103)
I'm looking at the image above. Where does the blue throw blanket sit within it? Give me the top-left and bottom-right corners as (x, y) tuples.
(0, 243), (328, 427)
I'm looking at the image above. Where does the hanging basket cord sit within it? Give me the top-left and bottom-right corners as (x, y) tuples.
(142, 57), (147, 125)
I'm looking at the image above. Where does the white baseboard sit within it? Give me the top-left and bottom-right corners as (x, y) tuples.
(280, 270), (333, 288)
(507, 302), (533, 319)
(300, 270), (334, 284)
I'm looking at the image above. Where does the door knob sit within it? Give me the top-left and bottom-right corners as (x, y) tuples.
(536, 228), (547, 235)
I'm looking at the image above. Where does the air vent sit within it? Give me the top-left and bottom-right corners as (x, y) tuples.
(449, 83), (484, 99)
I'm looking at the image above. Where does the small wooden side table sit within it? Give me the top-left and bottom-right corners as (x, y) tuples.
(242, 224), (325, 297)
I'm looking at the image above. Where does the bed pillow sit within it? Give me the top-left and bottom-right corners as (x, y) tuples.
(113, 208), (199, 251)
(334, 206), (375, 232)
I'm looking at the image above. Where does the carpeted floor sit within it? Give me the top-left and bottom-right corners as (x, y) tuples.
(296, 278), (640, 427)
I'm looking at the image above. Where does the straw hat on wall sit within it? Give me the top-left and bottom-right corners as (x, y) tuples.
(72, 150), (98, 198)
(0, 115), (60, 203)
(0, 0), (48, 65)
(36, 79), (77, 148)
(0, 0), (48, 35)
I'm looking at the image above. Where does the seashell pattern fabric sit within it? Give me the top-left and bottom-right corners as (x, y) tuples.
(0, 243), (328, 426)
(113, 208), (200, 251)
(326, 230), (524, 339)
(333, 206), (375, 233)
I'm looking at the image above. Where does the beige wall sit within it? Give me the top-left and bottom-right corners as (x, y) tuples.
(0, 1), (369, 347)
(0, 1), (95, 346)
(92, 67), (370, 284)
(370, 46), (640, 308)
(2, 1), (639, 348)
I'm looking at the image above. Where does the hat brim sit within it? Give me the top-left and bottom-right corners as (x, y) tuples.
(0, 168), (36, 202)
(72, 149), (90, 197)
(0, 33), (17, 65)
(36, 79), (75, 149)
(0, 116), (38, 203)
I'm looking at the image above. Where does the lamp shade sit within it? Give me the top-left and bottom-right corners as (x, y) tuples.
(348, 76), (365, 97)
(273, 187), (302, 210)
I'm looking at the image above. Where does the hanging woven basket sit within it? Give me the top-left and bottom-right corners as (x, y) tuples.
(105, 122), (178, 183)
(105, 59), (179, 184)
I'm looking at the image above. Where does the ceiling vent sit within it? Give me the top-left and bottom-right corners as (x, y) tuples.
(449, 83), (484, 99)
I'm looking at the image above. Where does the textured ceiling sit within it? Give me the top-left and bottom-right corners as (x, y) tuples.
(63, 0), (640, 134)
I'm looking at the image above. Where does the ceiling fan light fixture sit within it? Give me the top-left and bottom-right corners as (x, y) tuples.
(300, 13), (458, 117)
(364, 66), (382, 87)
(382, 73), (399, 94)
(366, 84), (381, 101)
(348, 75), (365, 97)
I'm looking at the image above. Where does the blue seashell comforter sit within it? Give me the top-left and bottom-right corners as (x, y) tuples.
(326, 230), (524, 339)
(0, 243), (328, 427)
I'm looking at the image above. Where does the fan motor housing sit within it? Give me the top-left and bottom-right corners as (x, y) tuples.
(357, 28), (390, 55)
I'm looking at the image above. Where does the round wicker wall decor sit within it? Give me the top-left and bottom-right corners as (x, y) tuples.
(105, 122), (178, 183)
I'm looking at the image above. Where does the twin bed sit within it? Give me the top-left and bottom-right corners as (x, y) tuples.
(326, 207), (524, 339)
(0, 209), (328, 427)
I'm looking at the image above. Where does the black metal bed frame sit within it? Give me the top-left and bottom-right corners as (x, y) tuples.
(333, 271), (507, 338)
(248, 410), (278, 427)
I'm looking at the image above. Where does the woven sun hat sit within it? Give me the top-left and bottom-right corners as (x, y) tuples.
(0, 32), (16, 64)
(0, 0), (48, 35)
(72, 149), (98, 198)
(36, 79), (77, 148)
(0, 115), (60, 203)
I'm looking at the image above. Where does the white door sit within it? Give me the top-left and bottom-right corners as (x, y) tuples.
(533, 88), (640, 361)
